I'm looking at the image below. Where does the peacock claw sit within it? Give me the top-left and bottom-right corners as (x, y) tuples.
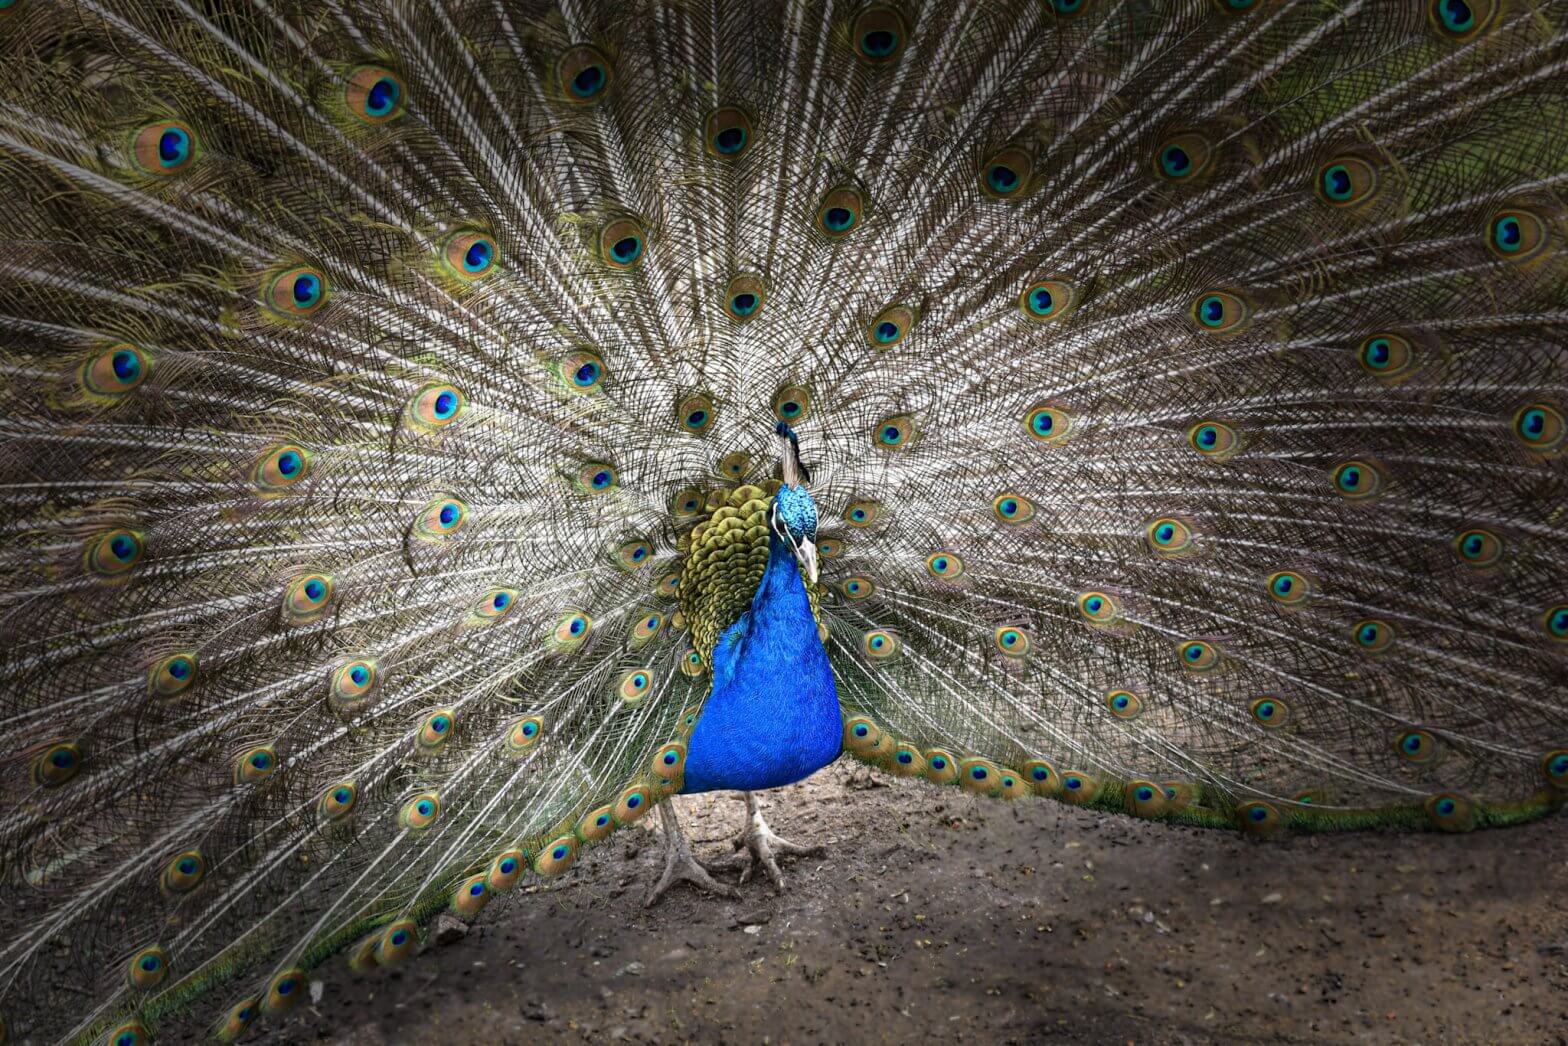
(703, 792), (824, 893)
(646, 801), (741, 907)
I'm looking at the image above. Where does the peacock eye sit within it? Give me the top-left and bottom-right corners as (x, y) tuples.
(816, 186), (864, 238)
(844, 500), (881, 527)
(1330, 458), (1386, 500)
(994, 626), (1030, 657)
(1186, 419), (1240, 461)
(1266, 569), (1315, 606)
(84, 528), (145, 579)
(1486, 207), (1547, 261)
(1512, 402), (1565, 453)
(1542, 604), (1568, 642)
(867, 304), (917, 348)
(979, 146), (1032, 199)
(557, 44), (614, 104)
(851, 7), (908, 64)
(1018, 278), (1076, 322)
(861, 630), (899, 660)
(873, 414), (915, 450)
(1189, 290), (1249, 333)
(772, 385), (811, 423)
(1154, 131), (1213, 183)
(345, 66), (406, 123)
(79, 343), (150, 399)
(414, 496), (469, 541)
(1077, 590), (1121, 625)
(407, 384), (466, 431)
(1395, 728), (1437, 762)
(1356, 333), (1417, 381)
(705, 106), (755, 159)
(677, 393), (716, 434)
(1317, 155), (1379, 207)
(992, 492), (1034, 525)
(264, 266), (329, 319)
(131, 121), (196, 174)
(1250, 696), (1289, 727)
(1146, 517), (1196, 556)
(600, 218), (646, 269)
(1453, 528), (1503, 568)
(575, 461), (618, 494)
(1177, 639), (1220, 671)
(724, 274), (765, 320)
(1353, 618), (1395, 653)
(925, 551), (963, 579)
(558, 349), (607, 392)
(1105, 689), (1143, 719)
(1429, 0), (1500, 41)
(283, 573), (334, 624)
(443, 232), (497, 280)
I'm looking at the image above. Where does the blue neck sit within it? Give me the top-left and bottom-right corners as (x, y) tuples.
(680, 534), (842, 794)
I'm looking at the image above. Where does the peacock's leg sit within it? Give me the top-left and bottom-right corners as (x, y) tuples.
(704, 790), (824, 893)
(645, 799), (741, 907)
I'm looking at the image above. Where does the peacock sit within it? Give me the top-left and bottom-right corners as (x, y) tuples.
(1, 0), (1566, 1040)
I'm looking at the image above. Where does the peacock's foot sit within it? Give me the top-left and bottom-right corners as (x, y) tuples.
(646, 800), (741, 907)
(703, 791), (824, 893)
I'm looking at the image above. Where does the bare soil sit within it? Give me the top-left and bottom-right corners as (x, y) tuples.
(216, 761), (1566, 1045)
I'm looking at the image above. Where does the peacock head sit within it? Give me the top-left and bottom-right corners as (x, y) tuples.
(771, 423), (819, 584)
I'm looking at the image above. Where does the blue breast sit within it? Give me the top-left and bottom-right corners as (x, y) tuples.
(681, 535), (842, 794)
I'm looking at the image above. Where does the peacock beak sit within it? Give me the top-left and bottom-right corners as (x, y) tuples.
(794, 536), (819, 586)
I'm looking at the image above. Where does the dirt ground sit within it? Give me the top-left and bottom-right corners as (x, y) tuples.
(212, 760), (1565, 1045)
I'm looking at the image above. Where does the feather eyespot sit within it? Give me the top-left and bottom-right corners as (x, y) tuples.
(1429, 0), (1500, 41)
(1177, 639), (1220, 672)
(1154, 131), (1213, 183)
(1266, 570), (1314, 606)
(443, 231), (497, 280)
(677, 394), (716, 435)
(851, 7), (908, 64)
(533, 836), (579, 876)
(630, 610), (665, 647)
(994, 626), (1030, 657)
(980, 146), (1031, 199)
(1059, 771), (1100, 805)
(1125, 779), (1166, 817)
(558, 349), (607, 392)
(1330, 459), (1385, 500)
(472, 587), (517, 622)
(600, 218), (646, 269)
(773, 386), (811, 423)
(233, 745), (277, 785)
(84, 527), (144, 579)
(1023, 404), (1076, 444)
(1212, 0), (1259, 11)
(862, 629), (899, 660)
(80, 343), (150, 399)
(407, 384), (466, 430)
(1019, 279), (1076, 322)
(417, 709), (457, 752)
(1022, 759), (1060, 796)
(680, 647), (706, 677)
(557, 44), (613, 104)
(160, 849), (206, 894)
(669, 488), (704, 517)
(1146, 517), (1195, 556)
(376, 919), (420, 964)
(329, 659), (378, 713)
(705, 106), (755, 159)
(992, 493), (1034, 524)
(657, 570), (683, 597)
(1540, 603), (1568, 642)
(651, 741), (687, 785)
(264, 266), (328, 319)
(717, 451), (752, 479)
(1487, 207), (1548, 261)
(451, 875), (490, 917)
(345, 66), (405, 122)
(575, 461), (618, 494)
(867, 304), (917, 348)
(844, 500), (881, 527)
(131, 121), (196, 175)
(400, 792), (441, 829)
(413, 496), (468, 541)
(618, 668), (653, 705)
(318, 782), (358, 821)
(1236, 800), (1284, 837)
(1316, 155), (1379, 207)
(507, 716), (543, 753)
(252, 443), (311, 495)
(816, 186), (864, 238)
(282, 573), (334, 624)
(1353, 618), (1395, 653)
(1425, 792), (1476, 832)
(1049, 0), (1092, 17)
(128, 945), (169, 990)
(616, 540), (653, 571)
(105, 1022), (150, 1046)
(1512, 402), (1565, 454)
(1249, 696), (1288, 728)
(819, 539), (844, 559)
(213, 997), (260, 1042)
(149, 652), (197, 698)
(1395, 728), (1438, 763)
(840, 575), (875, 600)
(489, 850), (527, 892)
(264, 968), (307, 1015)
(1453, 528), (1503, 568)
(1190, 290), (1249, 333)
(31, 741), (82, 787)
(1187, 420), (1239, 460)
(1077, 590), (1121, 626)
(724, 274), (765, 320)
(925, 551), (963, 579)
(873, 414), (915, 450)
(1541, 749), (1568, 790)
(550, 611), (592, 649)
(1357, 333), (1417, 381)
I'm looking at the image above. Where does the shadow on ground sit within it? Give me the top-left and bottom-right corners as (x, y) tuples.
(205, 761), (1565, 1045)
